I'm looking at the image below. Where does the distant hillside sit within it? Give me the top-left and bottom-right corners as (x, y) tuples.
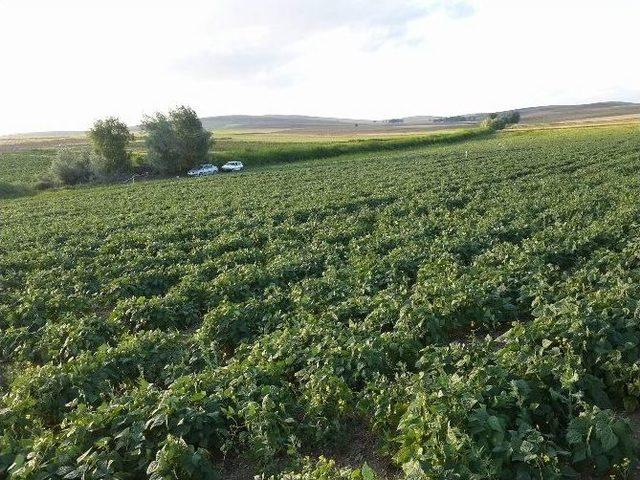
(405, 102), (640, 126)
(3, 102), (638, 138)
(198, 115), (374, 130)
(515, 101), (640, 124)
(201, 102), (640, 131)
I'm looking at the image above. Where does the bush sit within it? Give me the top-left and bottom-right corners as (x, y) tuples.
(89, 153), (130, 181)
(88, 117), (133, 176)
(49, 148), (96, 185)
(142, 106), (212, 175)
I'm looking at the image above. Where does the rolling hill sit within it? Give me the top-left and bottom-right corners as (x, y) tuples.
(2, 102), (638, 139)
(199, 102), (640, 130)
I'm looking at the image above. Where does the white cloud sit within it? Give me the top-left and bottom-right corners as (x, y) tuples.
(0, 0), (638, 134)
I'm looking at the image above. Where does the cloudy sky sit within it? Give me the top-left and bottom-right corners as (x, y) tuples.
(0, 0), (638, 134)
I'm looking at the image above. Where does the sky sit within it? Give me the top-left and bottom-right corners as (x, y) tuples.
(0, 0), (638, 135)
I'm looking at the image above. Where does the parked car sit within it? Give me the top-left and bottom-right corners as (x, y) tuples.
(221, 161), (244, 172)
(187, 164), (219, 177)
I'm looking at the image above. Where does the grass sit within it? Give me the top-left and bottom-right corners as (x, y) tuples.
(211, 126), (490, 167)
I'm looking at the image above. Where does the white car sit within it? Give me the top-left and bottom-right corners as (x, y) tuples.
(187, 164), (219, 177)
(221, 161), (244, 172)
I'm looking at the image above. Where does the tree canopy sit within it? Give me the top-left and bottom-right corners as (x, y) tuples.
(142, 106), (212, 175)
(88, 117), (133, 176)
(483, 110), (521, 131)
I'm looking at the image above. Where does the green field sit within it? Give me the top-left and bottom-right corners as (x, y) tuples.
(2, 124), (640, 478)
(0, 127), (487, 195)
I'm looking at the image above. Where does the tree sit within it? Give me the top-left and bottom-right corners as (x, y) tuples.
(88, 117), (133, 176)
(482, 110), (521, 131)
(140, 112), (178, 175)
(141, 106), (212, 175)
(503, 110), (520, 124)
(171, 106), (212, 170)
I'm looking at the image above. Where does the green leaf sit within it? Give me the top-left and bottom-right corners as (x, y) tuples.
(487, 415), (502, 432)
(361, 462), (376, 480)
(596, 425), (618, 451)
(8, 453), (25, 472)
(566, 423), (584, 444)
(572, 446), (587, 463)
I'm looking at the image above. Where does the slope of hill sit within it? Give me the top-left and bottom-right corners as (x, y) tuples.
(198, 102), (640, 130)
(516, 101), (640, 124)
(199, 114), (374, 130)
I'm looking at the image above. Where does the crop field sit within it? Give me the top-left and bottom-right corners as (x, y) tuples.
(1, 124), (640, 478)
(0, 127), (483, 192)
(0, 150), (56, 184)
(211, 127), (485, 168)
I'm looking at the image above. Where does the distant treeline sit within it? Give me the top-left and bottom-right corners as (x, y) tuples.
(434, 114), (483, 124)
(434, 110), (521, 125)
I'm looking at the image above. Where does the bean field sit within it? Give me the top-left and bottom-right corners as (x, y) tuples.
(1, 125), (640, 479)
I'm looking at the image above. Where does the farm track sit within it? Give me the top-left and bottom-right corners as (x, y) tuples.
(1, 125), (640, 478)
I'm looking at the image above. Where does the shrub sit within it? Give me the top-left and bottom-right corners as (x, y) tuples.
(89, 153), (130, 181)
(142, 106), (212, 175)
(49, 148), (95, 185)
(88, 117), (133, 176)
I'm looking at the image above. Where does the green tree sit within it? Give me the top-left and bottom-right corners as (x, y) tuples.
(482, 110), (521, 131)
(171, 106), (212, 170)
(140, 112), (178, 175)
(88, 117), (133, 176)
(141, 106), (212, 175)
